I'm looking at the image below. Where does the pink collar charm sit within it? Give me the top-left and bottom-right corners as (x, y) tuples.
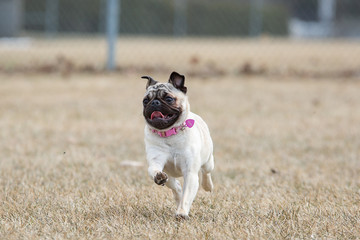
(184, 119), (195, 128)
(152, 119), (195, 138)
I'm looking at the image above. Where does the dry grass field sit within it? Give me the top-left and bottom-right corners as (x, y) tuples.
(0, 38), (360, 239)
(1, 37), (360, 78)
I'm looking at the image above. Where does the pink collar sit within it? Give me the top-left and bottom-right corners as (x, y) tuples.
(151, 119), (195, 138)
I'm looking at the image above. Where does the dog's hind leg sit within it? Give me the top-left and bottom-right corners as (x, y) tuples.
(201, 154), (214, 192)
(165, 177), (182, 207)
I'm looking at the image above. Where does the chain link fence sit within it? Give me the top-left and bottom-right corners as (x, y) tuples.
(0, 0), (360, 78)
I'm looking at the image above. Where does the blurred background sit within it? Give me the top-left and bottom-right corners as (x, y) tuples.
(0, 0), (359, 78)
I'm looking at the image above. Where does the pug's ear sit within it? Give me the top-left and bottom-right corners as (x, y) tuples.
(141, 76), (158, 89)
(168, 71), (187, 94)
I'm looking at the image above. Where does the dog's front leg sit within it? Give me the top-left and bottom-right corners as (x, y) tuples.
(166, 177), (182, 207)
(176, 171), (199, 219)
(147, 155), (168, 186)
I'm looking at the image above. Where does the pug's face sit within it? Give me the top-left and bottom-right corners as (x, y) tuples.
(142, 72), (188, 130)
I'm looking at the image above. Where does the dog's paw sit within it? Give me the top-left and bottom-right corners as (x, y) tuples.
(175, 209), (189, 220)
(175, 213), (189, 220)
(154, 172), (168, 186)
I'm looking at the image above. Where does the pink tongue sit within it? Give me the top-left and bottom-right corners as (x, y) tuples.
(151, 111), (165, 120)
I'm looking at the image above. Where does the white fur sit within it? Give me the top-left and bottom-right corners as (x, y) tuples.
(144, 108), (214, 219)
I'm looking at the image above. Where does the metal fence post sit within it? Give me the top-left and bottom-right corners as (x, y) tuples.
(106, 0), (119, 71)
(45, 0), (59, 36)
(174, 0), (187, 37)
(249, 0), (263, 37)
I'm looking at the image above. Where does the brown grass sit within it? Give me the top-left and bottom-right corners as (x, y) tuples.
(1, 37), (360, 78)
(0, 38), (360, 239)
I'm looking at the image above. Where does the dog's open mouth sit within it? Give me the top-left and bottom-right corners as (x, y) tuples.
(144, 108), (180, 130)
(150, 111), (175, 120)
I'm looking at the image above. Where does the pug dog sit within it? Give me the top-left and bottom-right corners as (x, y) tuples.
(142, 71), (214, 219)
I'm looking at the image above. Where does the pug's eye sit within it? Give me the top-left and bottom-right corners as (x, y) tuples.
(165, 96), (174, 103)
(143, 98), (149, 105)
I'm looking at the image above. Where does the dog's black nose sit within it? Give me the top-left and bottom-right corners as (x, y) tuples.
(151, 99), (161, 107)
